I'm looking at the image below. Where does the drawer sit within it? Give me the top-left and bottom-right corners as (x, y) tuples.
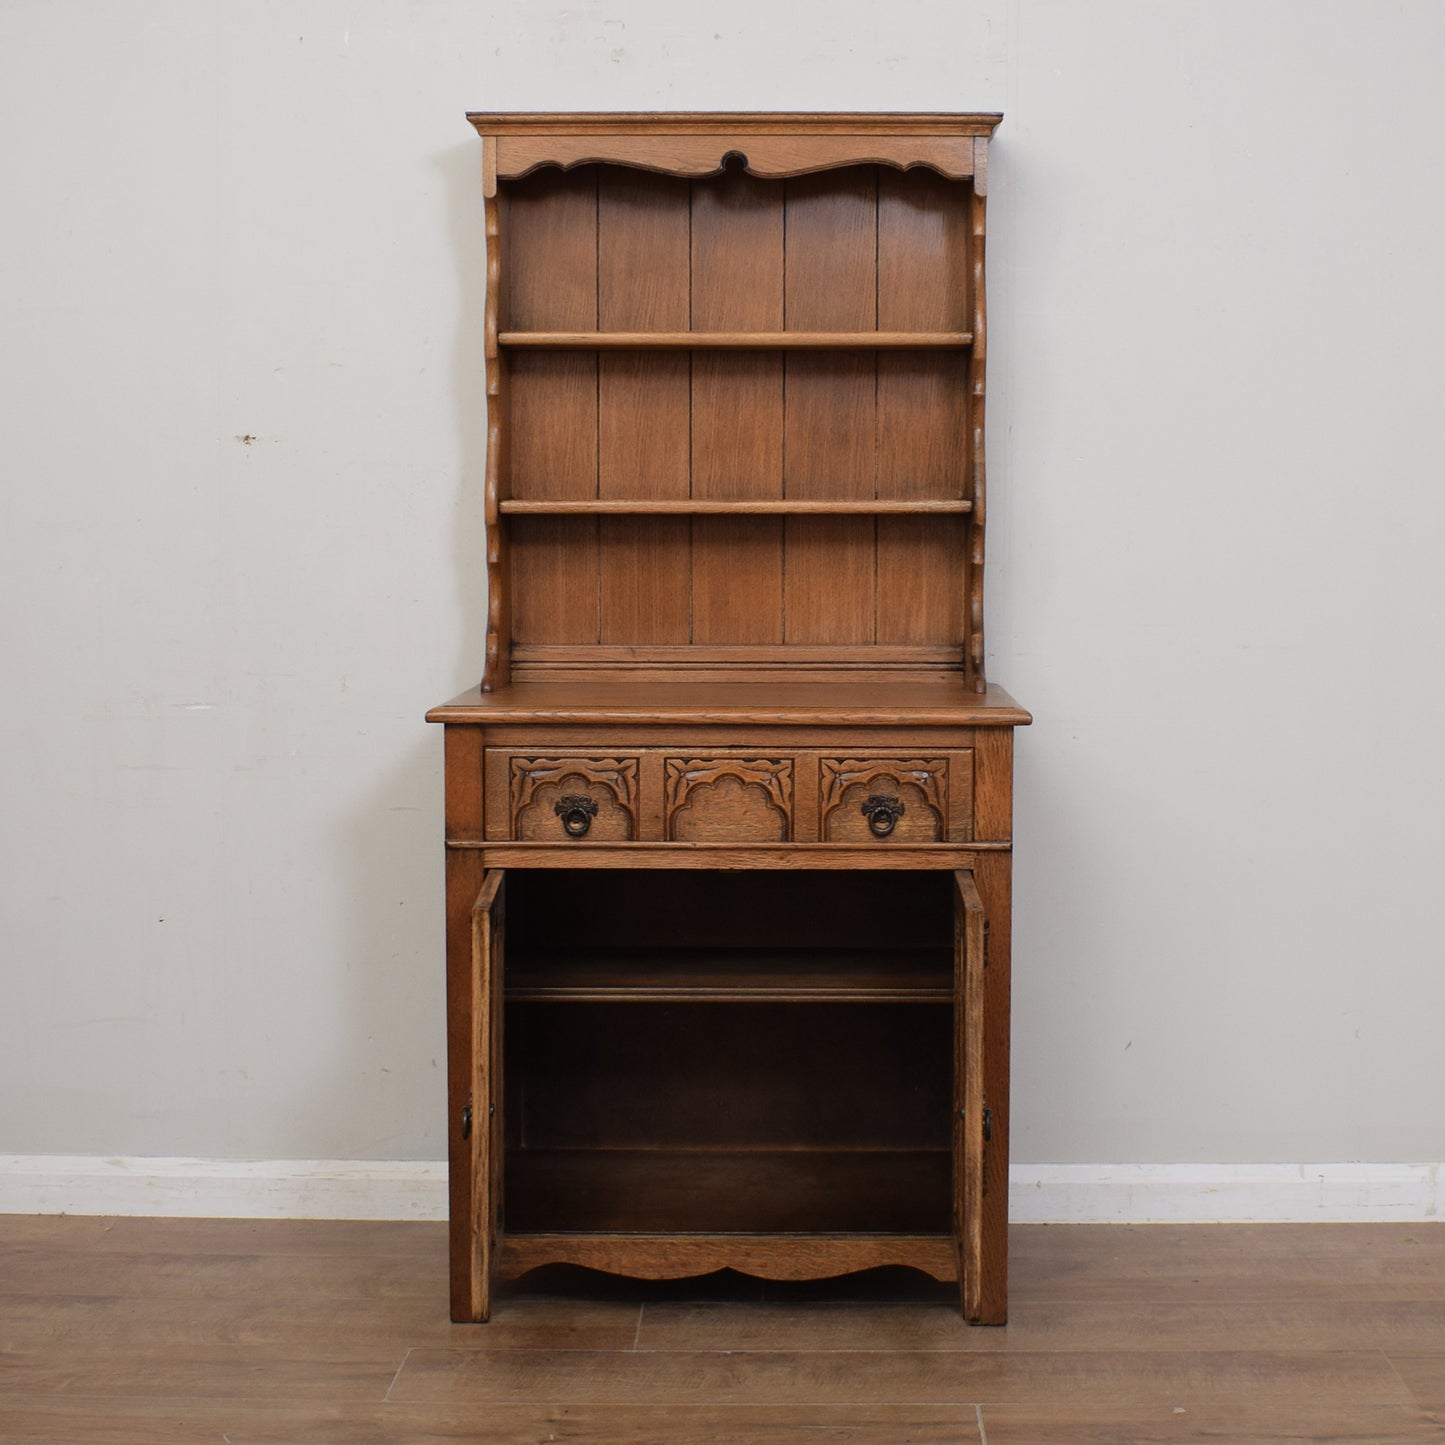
(663, 756), (794, 842)
(501, 755), (640, 842)
(818, 757), (959, 844)
(485, 747), (968, 845)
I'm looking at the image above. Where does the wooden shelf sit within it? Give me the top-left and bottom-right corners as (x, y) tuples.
(506, 947), (952, 1003)
(504, 1147), (952, 1234)
(498, 329), (973, 350)
(500, 499), (972, 516)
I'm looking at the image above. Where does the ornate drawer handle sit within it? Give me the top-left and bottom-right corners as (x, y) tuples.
(862, 794), (905, 838)
(554, 794), (599, 838)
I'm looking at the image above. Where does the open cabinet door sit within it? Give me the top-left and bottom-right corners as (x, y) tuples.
(467, 870), (505, 1321)
(954, 869), (988, 1321)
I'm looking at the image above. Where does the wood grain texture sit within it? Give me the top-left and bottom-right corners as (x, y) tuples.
(428, 678), (1031, 727)
(967, 177), (989, 690)
(969, 850), (1013, 1325)
(501, 498), (971, 513)
(473, 112), (1004, 134)
(463, 869), (504, 1321)
(690, 165), (785, 644)
(596, 168), (691, 645)
(443, 848), (487, 1322)
(783, 168), (878, 644)
(1388, 1354), (1445, 1412)
(389, 1345), (1413, 1408)
(877, 167), (970, 650)
(819, 756), (950, 843)
(504, 167), (599, 645)
(482, 176), (510, 687)
(0, 1399), (983, 1445)
(506, 755), (639, 842)
(664, 756), (793, 841)
(4, 1218), (1440, 1444)
(441, 725), (484, 843)
(955, 870), (989, 1322)
(494, 133), (981, 185)
(500, 328), (971, 347)
(977, 1402), (1441, 1444)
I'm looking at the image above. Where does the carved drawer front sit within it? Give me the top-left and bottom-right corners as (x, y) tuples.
(507, 756), (639, 842)
(664, 757), (794, 842)
(819, 758), (950, 844)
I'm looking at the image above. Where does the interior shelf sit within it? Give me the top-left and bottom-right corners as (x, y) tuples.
(506, 946), (953, 1002)
(500, 498), (972, 516)
(504, 1147), (953, 1234)
(498, 329), (974, 350)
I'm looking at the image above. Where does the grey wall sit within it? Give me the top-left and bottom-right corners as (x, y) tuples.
(2, 1), (1442, 1165)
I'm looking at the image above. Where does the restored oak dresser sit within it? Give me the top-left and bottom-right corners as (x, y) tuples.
(427, 111), (1029, 1324)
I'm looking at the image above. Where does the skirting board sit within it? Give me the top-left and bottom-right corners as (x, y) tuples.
(0, 1157), (1439, 1223)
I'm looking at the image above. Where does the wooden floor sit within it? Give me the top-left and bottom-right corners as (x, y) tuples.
(0, 1217), (1442, 1442)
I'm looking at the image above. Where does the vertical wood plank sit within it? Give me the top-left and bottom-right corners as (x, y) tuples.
(482, 156), (510, 688)
(972, 727), (1014, 841)
(876, 169), (969, 648)
(954, 869), (988, 1323)
(967, 176), (989, 690)
(468, 870), (505, 1322)
(690, 168), (785, 643)
(597, 169), (691, 643)
(445, 846), (487, 1321)
(783, 169), (877, 644)
(968, 849), (1013, 1324)
(505, 169), (599, 644)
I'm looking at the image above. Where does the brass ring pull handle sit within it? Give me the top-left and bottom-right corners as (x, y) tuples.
(555, 794), (599, 838)
(861, 794), (905, 838)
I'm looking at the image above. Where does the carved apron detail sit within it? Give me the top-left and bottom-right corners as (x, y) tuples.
(664, 757), (794, 842)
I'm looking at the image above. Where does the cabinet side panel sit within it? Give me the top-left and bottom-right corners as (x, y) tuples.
(876, 169), (969, 648)
(445, 848), (488, 1320)
(691, 169), (785, 643)
(506, 169), (600, 643)
(969, 849), (1012, 1324)
(598, 169), (691, 643)
(782, 169), (877, 644)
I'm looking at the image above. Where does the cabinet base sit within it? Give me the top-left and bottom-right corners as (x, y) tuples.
(496, 1231), (959, 1283)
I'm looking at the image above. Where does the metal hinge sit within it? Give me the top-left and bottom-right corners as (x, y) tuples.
(461, 1103), (472, 1140)
(983, 1107), (993, 1142)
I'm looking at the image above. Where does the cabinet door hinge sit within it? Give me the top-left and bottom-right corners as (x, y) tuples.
(461, 1103), (473, 1140)
(983, 1107), (993, 1142)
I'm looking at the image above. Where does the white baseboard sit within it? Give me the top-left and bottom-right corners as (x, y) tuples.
(1008, 1163), (1442, 1223)
(0, 1156), (449, 1221)
(0, 1156), (1438, 1223)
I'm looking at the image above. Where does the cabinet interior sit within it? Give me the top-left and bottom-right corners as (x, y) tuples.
(504, 868), (955, 1236)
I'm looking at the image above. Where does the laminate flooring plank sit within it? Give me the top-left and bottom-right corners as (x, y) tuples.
(636, 1297), (1445, 1354)
(0, 1348), (403, 1402)
(976, 1401), (1442, 1444)
(1008, 1223), (1445, 1304)
(388, 1347), (1411, 1408)
(1387, 1354), (1445, 1412)
(0, 1214), (447, 1256)
(0, 1246), (441, 1301)
(0, 1293), (639, 1353)
(0, 1397), (979, 1445)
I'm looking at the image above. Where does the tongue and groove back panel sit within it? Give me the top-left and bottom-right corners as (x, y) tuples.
(502, 161), (976, 676)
